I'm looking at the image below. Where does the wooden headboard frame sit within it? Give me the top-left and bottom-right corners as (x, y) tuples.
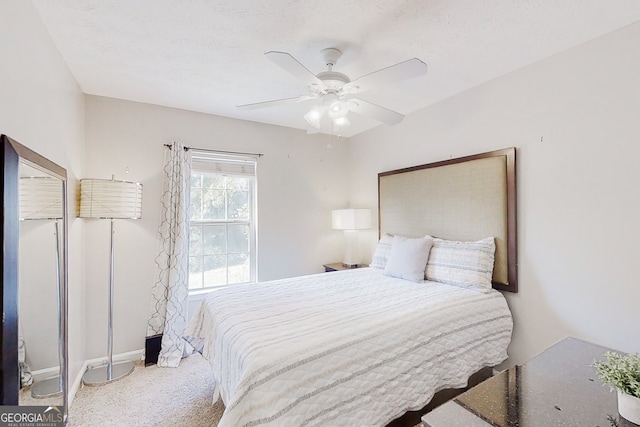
(378, 147), (517, 292)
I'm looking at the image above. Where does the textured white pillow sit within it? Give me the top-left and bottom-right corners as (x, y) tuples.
(369, 233), (394, 269)
(383, 235), (433, 282)
(425, 237), (496, 290)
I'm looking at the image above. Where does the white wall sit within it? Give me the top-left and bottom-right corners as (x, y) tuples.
(83, 96), (350, 358)
(349, 22), (640, 365)
(0, 1), (86, 389)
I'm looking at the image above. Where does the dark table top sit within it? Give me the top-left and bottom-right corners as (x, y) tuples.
(422, 337), (638, 427)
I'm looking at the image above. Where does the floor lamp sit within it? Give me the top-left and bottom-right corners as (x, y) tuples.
(332, 208), (371, 268)
(19, 177), (64, 398)
(79, 177), (142, 386)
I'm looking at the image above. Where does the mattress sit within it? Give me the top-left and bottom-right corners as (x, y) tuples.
(185, 267), (513, 427)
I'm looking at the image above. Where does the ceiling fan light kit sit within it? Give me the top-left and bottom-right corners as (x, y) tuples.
(237, 47), (427, 135)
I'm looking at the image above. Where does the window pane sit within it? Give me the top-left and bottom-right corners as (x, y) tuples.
(189, 164), (255, 292)
(203, 189), (226, 219)
(189, 225), (203, 256)
(227, 176), (249, 191)
(203, 224), (226, 255)
(189, 255), (203, 289)
(203, 174), (226, 190)
(228, 190), (249, 219)
(191, 173), (203, 189)
(228, 253), (249, 284)
(203, 255), (227, 286)
(190, 188), (203, 220)
(228, 224), (249, 253)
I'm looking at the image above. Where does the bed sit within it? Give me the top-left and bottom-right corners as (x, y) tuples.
(185, 148), (517, 426)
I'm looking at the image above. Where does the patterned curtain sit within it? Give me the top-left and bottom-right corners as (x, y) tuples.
(146, 142), (191, 367)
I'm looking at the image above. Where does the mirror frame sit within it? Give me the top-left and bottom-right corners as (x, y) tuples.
(1, 134), (68, 419)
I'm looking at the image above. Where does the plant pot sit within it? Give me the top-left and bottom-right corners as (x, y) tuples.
(618, 389), (640, 425)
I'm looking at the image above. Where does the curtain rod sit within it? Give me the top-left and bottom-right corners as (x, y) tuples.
(163, 143), (263, 158)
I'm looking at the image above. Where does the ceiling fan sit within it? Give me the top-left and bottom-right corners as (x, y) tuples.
(237, 48), (427, 133)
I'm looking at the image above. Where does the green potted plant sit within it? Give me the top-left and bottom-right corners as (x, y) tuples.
(594, 351), (640, 424)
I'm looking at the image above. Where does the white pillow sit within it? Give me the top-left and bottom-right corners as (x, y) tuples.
(425, 237), (496, 290)
(369, 233), (394, 269)
(383, 235), (433, 282)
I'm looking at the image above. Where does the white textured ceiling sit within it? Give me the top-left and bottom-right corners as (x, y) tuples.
(32, 1), (640, 137)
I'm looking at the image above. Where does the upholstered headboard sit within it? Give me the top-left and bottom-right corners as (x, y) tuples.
(378, 148), (517, 292)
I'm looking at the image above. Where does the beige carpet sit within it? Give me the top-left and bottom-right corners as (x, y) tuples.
(68, 353), (422, 427)
(68, 354), (224, 427)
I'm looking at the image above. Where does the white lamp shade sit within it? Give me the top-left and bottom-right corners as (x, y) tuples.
(79, 178), (143, 219)
(19, 177), (64, 220)
(332, 209), (371, 230)
(332, 116), (350, 132)
(304, 105), (323, 129)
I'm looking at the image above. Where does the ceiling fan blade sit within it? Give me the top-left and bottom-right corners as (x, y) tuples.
(265, 51), (326, 90)
(343, 58), (427, 93)
(237, 95), (314, 110)
(348, 98), (405, 125)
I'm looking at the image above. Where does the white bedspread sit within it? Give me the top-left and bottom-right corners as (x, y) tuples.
(185, 267), (513, 427)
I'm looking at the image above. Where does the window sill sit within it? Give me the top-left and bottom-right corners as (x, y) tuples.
(188, 283), (255, 302)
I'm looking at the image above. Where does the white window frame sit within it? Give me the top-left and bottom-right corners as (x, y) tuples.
(188, 151), (257, 295)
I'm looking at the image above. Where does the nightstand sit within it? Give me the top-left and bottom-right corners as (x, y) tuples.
(323, 263), (364, 272)
(422, 338), (633, 427)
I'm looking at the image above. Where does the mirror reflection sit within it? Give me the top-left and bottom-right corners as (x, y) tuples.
(17, 162), (64, 408)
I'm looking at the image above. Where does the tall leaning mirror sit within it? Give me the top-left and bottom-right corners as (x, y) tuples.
(1, 134), (68, 422)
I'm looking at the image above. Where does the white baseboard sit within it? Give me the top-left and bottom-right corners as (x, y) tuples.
(31, 365), (61, 383)
(69, 349), (144, 406)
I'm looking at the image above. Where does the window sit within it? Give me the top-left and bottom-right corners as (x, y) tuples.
(188, 152), (257, 292)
